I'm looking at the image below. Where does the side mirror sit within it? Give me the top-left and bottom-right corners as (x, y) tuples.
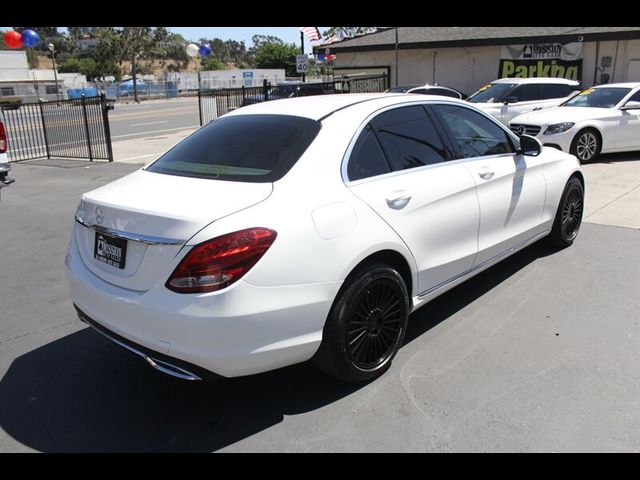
(504, 96), (518, 105)
(621, 100), (640, 111)
(517, 134), (542, 157)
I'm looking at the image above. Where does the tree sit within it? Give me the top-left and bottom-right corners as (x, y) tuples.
(250, 36), (299, 77)
(95, 27), (168, 102)
(160, 33), (189, 63)
(66, 27), (96, 40)
(201, 57), (227, 71)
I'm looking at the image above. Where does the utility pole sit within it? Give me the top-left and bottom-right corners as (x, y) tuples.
(48, 43), (61, 103)
(300, 31), (306, 83)
(395, 28), (399, 87)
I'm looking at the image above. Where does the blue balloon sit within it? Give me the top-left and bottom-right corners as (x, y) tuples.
(198, 44), (212, 58)
(21, 29), (40, 48)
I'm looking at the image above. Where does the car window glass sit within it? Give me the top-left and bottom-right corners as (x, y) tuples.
(511, 84), (539, 101)
(433, 104), (515, 158)
(564, 87), (632, 108)
(147, 114), (321, 182)
(539, 84), (569, 99)
(371, 106), (451, 171)
(467, 83), (516, 103)
(429, 88), (461, 99)
(347, 125), (391, 181)
(409, 88), (427, 95)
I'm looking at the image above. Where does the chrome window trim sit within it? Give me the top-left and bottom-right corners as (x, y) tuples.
(75, 214), (185, 246)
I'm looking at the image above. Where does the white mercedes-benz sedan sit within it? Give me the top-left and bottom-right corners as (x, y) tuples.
(509, 82), (640, 163)
(66, 93), (584, 383)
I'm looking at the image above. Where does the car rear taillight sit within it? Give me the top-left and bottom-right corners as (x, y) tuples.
(166, 227), (277, 293)
(0, 122), (7, 154)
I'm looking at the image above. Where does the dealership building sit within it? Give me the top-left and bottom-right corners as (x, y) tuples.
(317, 27), (640, 95)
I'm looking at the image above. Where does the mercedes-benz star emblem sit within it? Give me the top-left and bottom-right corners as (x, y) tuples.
(516, 125), (526, 136)
(95, 207), (104, 225)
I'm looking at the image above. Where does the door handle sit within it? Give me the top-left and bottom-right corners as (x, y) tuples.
(385, 191), (412, 210)
(478, 168), (495, 180)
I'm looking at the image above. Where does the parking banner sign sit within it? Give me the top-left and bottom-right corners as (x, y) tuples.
(499, 43), (583, 80)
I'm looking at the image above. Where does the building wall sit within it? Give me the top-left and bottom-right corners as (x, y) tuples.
(171, 69), (286, 90)
(334, 39), (640, 94)
(583, 39), (640, 84)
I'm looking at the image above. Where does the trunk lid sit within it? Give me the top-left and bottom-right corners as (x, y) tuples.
(74, 169), (273, 291)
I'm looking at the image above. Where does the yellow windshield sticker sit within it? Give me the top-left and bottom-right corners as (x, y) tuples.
(478, 84), (492, 91)
(578, 88), (595, 96)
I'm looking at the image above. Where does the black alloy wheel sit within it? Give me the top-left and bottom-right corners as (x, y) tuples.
(313, 264), (409, 383)
(560, 184), (584, 242)
(346, 279), (404, 371)
(546, 177), (584, 248)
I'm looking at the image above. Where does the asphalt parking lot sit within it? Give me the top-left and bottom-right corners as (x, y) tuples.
(0, 156), (638, 452)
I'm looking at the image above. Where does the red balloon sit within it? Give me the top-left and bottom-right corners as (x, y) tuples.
(3, 30), (23, 49)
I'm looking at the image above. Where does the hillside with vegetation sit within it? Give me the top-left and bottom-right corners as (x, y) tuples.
(1, 27), (336, 82)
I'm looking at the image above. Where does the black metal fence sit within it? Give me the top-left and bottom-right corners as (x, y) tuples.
(2, 94), (113, 163)
(198, 74), (389, 125)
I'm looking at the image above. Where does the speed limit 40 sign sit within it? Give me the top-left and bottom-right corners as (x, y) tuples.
(296, 55), (309, 74)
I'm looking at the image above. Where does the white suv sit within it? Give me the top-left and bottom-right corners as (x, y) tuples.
(467, 77), (581, 125)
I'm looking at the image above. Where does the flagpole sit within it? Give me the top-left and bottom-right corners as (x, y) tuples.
(300, 31), (306, 83)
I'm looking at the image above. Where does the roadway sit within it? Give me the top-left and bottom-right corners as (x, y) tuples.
(108, 97), (201, 141)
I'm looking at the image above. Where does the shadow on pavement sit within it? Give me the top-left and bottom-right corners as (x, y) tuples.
(0, 240), (555, 452)
(595, 151), (640, 164)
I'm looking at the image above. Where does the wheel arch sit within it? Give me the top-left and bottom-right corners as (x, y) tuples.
(341, 249), (415, 304)
(569, 169), (585, 191)
(573, 124), (603, 147)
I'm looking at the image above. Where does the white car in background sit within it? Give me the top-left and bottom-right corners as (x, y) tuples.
(467, 77), (581, 125)
(509, 83), (640, 163)
(66, 93), (584, 384)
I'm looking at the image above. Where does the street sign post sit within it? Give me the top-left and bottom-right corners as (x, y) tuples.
(296, 55), (309, 75)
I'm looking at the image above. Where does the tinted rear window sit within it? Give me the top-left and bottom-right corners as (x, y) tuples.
(147, 114), (321, 182)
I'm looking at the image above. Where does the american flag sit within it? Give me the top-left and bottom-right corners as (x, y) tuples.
(299, 27), (321, 42)
(322, 29), (345, 45)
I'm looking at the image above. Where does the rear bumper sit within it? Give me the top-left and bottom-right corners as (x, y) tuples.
(65, 231), (340, 378)
(0, 158), (13, 186)
(75, 305), (220, 381)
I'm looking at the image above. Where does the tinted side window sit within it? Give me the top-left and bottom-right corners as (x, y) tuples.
(511, 84), (539, 102)
(409, 88), (428, 95)
(540, 84), (572, 99)
(433, 104), (515, 158)
(429, 88), (461, 99)
(347, 125), (391, 181)
(371, 106), (451, 171)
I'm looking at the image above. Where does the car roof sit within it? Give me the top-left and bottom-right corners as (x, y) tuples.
(223, 93), (468, 121)
(592, 82), (640, 89)
(491, 77), (579, 85)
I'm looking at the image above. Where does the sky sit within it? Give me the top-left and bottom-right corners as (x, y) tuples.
(168, 27), (330, 52)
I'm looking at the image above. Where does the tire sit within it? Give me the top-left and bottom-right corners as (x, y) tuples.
(546, 177), (584, 249)
(570, 128), (601, 163)
(313, 264), (410, 383)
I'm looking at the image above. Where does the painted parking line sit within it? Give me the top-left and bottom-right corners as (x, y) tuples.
(129, 121), (169, 127)
(111, 126), (199, 140)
